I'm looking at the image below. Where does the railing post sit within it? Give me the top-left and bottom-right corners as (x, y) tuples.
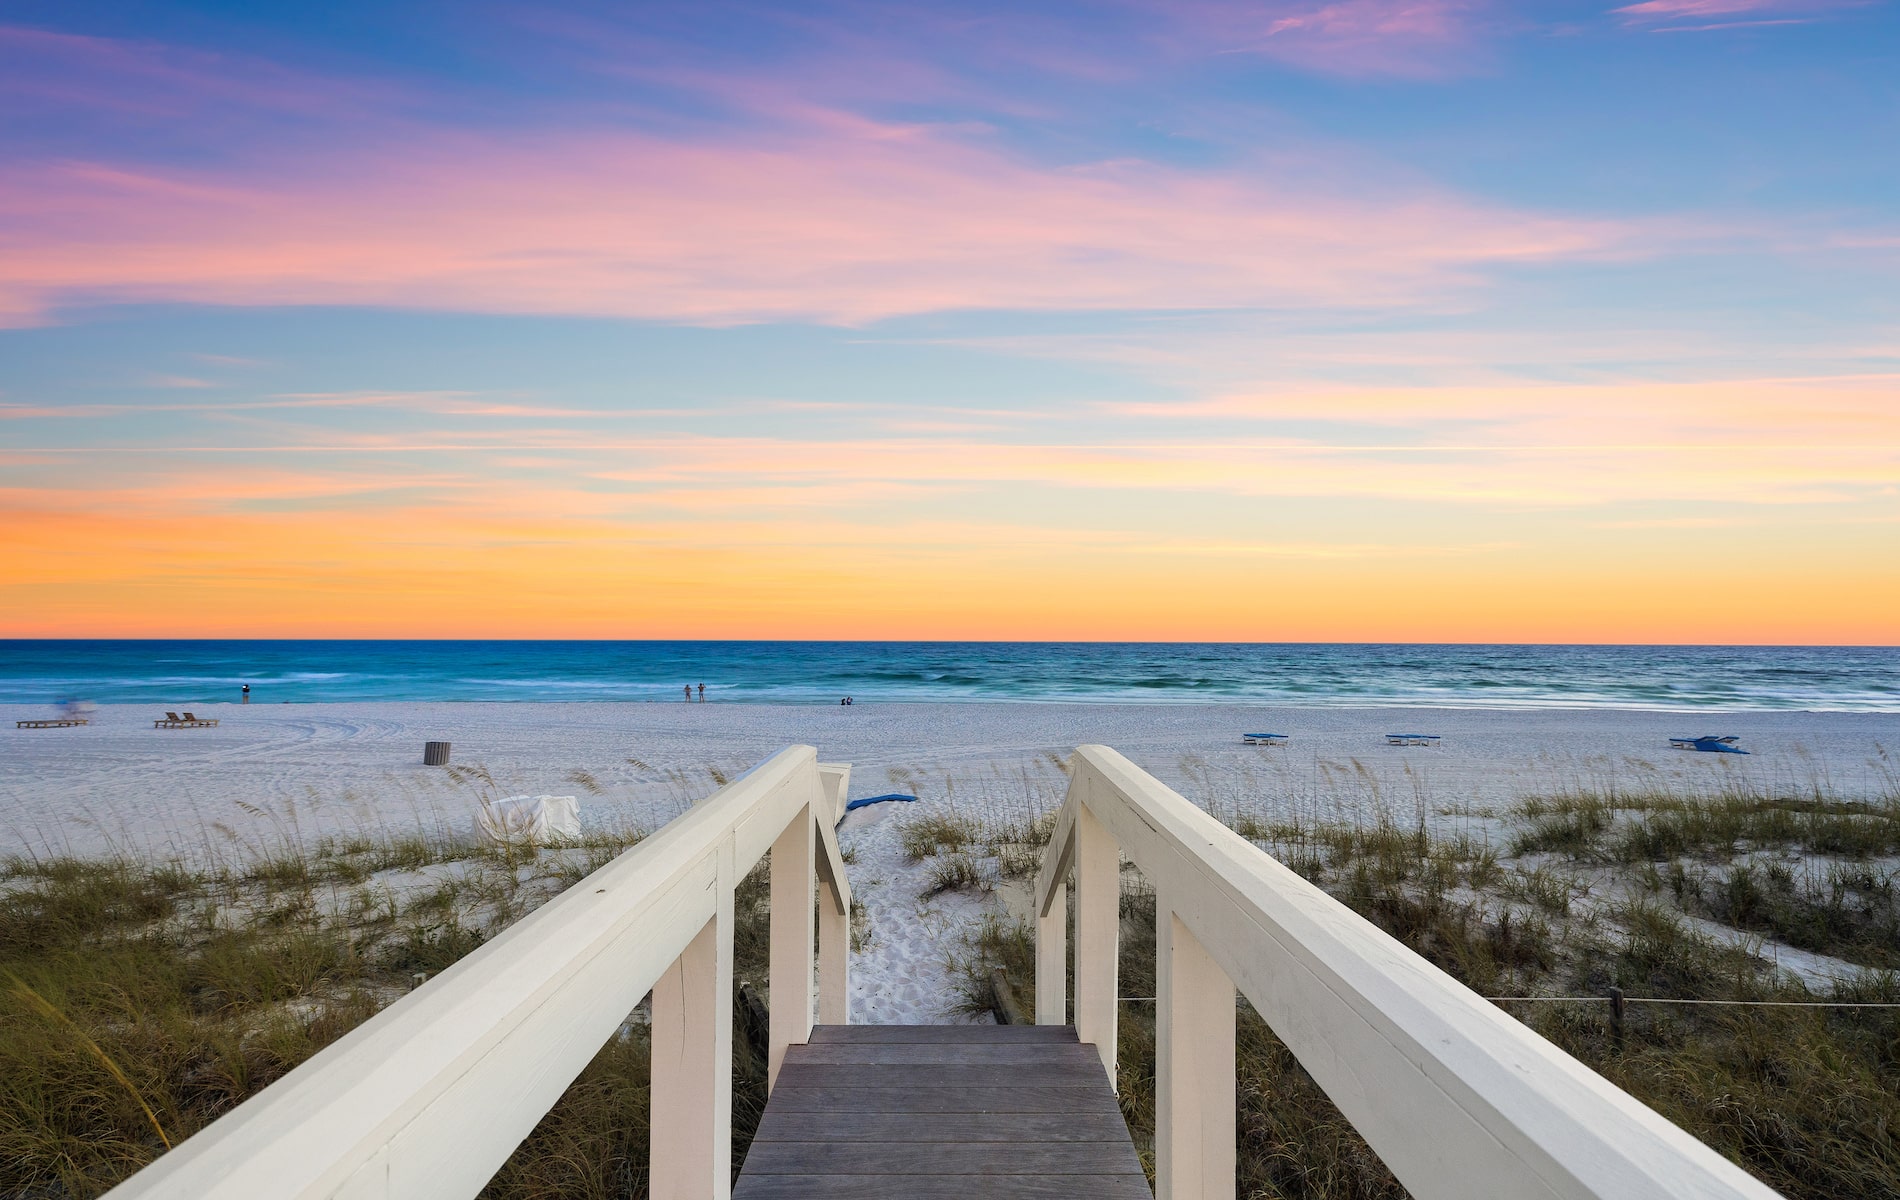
(817, 880), (849, 1025)
(1074, 800), (1119, 1084)
(767, 803), (816, 1089)
(1035, 879), (1067, 1025)
(816, 763), (850, 824)
(1156, 905), (1235, 1200)
(650, 840), (735, 1200)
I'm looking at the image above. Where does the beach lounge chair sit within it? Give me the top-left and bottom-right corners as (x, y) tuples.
(1670, 735), (1747, 754)
(1242, 733), (1289, 746)
(156, 711), (219, 729)
(22, 699), (94, 728)
(1386, 733), (1440, 747)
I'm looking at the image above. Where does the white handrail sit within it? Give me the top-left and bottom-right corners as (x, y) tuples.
(106, 746), (851, 1200)
(1035, 745), (1782, 1200)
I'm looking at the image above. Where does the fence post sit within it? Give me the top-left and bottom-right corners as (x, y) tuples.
(1156, 906), (1235, 1200)
(1036, 879), (1068, 1025)
(1074, 800), (1120, 1084)
(650, 839), (735, 1200)
(768, 804), (816, 1089)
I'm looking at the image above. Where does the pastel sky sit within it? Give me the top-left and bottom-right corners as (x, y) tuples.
(2, 1), (1896, 641)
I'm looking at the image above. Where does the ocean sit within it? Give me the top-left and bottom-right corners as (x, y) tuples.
(0, 641), (1894, 711)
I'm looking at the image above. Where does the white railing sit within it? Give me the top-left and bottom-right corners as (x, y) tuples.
(1035, 745), (1782, 1200)
(106, 746), (852, 1200)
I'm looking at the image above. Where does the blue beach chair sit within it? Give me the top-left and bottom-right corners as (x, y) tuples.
(1242, 733), (1288, 746)
(1385, 733), (1440, 747)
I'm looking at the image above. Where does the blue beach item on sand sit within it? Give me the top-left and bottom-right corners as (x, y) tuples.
(1385, 733), (1440, 746)
(1670, 735), (1748, 754)
(843, 793), (918, 813)
(1242, 733), (1288, 745)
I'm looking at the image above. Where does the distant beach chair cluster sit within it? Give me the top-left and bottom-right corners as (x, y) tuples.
(1240, 732), (1446, 747)
(1235, 730), (1751, 754)
(155, 711), (219, 729)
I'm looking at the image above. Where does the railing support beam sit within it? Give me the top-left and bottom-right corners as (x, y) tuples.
(818, 882), (850, 1025)
(1035, 880), (1067, 1024)
(768, 804), (816, 1089)
(1074, 801), (1120, 1084)
(1157, 906), (1235, 1200)
(650, 879), (734, 1200)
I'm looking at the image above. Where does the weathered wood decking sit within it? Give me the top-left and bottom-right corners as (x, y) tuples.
(735, 1024), (1147, 1199)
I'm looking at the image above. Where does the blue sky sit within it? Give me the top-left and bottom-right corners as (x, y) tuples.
(2, 1), (1896, 639)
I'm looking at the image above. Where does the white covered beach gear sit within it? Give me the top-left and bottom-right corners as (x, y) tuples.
(474, 794), (582, 845)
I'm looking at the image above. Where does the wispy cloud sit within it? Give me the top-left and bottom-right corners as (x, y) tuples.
(0, 119), (1628, 327)
(1611, 0), (1862, 28)
(0, 23), (399, 122)
(1176, 0), (1495, 78)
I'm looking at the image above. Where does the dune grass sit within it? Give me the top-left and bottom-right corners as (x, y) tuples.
(0, 822), (799, 1199)
(951, 786), (1900, 1200)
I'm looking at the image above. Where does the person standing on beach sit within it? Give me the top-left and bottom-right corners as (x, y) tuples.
(697, 683), (705, 702)
(241, 683), (250, 704)
(684, 685), (692, 702)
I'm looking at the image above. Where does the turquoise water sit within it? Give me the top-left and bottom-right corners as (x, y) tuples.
(0, 641), (1894, 711)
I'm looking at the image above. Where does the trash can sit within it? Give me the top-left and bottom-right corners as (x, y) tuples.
(423, 740), (451, 766)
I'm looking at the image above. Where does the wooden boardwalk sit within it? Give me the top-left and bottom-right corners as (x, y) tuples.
(735, 1024), (1147, 1199)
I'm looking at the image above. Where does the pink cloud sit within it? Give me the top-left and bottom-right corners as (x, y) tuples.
(0, 115), (1627, 326)
(1612, 0), (1858, 24)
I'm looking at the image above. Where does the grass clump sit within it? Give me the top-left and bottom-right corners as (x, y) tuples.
(898, 813), (979, 861)
(1507, 787), (1900, 864)
(1657, 860), (1900, 971)
(922, 853), (988, 897)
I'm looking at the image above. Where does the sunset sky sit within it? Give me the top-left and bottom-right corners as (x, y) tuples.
(2, 1), (1896, 641)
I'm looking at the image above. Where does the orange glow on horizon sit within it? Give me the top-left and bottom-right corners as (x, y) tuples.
(3, 490), (1894, 644)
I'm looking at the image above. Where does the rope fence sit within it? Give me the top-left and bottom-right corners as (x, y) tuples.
(1484, 994), (1900, 1009)
(1112, 994), (1900, 1009)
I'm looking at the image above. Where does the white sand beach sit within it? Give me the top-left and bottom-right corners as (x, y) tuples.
(5, 701), (1896, 1021)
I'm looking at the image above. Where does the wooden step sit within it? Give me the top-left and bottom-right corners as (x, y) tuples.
(735, 1024), (1147, 1200)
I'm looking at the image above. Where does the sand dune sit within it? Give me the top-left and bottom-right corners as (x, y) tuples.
(5, 700), (1894, 1020)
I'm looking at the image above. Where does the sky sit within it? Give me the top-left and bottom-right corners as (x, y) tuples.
(1, 0), (1896, 642)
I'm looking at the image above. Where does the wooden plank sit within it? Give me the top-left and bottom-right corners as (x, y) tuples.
(774, 1061), (1108, 1090)
(741, 1141), (1143, 1177)
(751, 1109), (1134, 1145)
(808, 1024), (1077, 1043)
(787, 1042), (1100, 1066)
(735, 1174), (1152, 1200)
(764, 1086), (1125, 1115)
